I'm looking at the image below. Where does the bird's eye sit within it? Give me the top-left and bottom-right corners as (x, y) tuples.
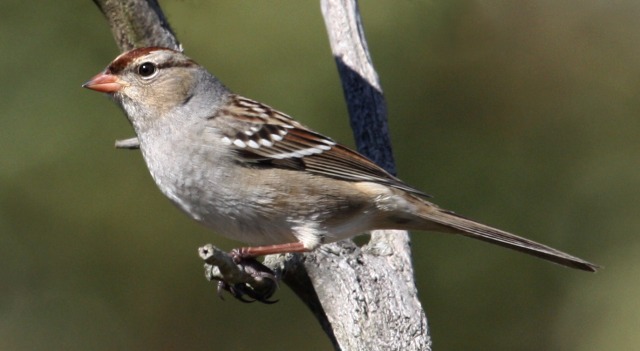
(137, 62), (157, 78)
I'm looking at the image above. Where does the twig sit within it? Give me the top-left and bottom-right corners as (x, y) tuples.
(114, 137), (140, 149)
(92, 0), (181, 51)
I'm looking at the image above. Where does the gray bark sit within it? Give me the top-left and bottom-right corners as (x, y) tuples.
(92, 0), (181, 51)
(91, 0), (430, 350)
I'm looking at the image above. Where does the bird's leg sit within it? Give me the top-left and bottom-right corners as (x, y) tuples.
(231, 242), (309, 260)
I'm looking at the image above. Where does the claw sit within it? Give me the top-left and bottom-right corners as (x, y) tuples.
(217, 281), (261, 303)
(216, 255), (279, 304)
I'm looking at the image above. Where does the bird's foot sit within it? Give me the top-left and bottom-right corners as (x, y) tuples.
(199, 244), (279, 304)
(217, 254), (279, 304)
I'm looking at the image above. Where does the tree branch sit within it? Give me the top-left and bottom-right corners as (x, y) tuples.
(287, 3), (431, 349)
(92, 0), (181, 51)
(321, 0), (395, 174)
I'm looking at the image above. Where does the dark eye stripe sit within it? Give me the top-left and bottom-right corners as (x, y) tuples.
(156, 60), (197, 70)
(106, 47), (196, 75)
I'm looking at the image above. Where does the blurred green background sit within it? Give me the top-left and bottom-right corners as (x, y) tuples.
(1, 0), (638, 350)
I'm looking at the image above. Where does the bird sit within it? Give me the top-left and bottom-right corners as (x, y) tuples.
(83, 47), (598, 273)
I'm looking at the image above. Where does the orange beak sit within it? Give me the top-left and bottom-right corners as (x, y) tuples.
(82, 72), (123, 93)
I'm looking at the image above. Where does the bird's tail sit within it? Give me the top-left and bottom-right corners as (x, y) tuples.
(415, 207), (599, 272)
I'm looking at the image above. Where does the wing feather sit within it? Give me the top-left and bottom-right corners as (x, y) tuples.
(210, 95), (430, 197)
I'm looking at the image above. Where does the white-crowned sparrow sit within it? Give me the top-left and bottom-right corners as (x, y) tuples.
(83, 47), (597, 272)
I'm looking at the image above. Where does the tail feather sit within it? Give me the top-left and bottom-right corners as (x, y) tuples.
(422, 209), (599, 272)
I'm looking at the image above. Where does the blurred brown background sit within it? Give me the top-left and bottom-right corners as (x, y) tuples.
(1, 1), (637, 350)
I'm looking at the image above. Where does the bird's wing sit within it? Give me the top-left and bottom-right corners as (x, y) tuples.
(208, 94), (429, 197)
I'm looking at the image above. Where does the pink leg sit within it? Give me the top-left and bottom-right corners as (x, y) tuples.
(233, 242), (309, 259)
